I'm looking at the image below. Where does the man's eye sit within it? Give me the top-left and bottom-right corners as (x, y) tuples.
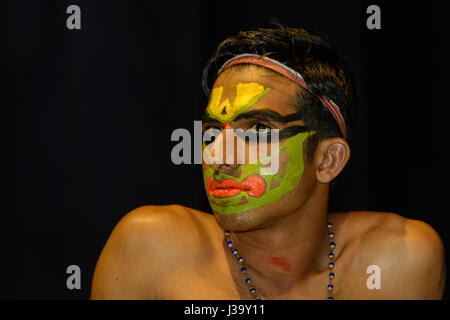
(235, 123), (272, 143)
(249, 123), (271, 133)
(203, 126), (222, 145)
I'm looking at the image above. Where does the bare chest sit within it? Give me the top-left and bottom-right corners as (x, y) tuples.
(153, 251), (375, 300)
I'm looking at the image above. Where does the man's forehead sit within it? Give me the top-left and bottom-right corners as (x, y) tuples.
(206, 67), (299, 121)
(213, 65), (297, 96)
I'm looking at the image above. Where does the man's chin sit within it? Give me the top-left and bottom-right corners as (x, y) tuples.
(212, 207), (272, 232)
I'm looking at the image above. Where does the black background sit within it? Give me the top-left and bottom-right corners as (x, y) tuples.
(2, 0), (449, 299)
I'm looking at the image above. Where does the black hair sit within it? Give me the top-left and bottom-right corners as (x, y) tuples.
(201, 19), (358, 161)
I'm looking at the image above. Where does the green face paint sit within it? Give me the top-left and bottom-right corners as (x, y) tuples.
(203, 131), (315, 214)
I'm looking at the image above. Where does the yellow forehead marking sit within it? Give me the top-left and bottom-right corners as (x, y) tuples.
(207, 82), (270, 123)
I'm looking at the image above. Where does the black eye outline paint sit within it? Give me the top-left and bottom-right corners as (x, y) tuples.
(202, 108), (307, 144)
(234, 125), (310, 142)
(233, 109), (303, 123)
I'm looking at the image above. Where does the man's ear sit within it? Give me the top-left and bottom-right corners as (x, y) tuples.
(314, 138), (351, 184)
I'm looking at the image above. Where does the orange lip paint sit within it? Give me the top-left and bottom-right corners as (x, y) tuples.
(207, 175), (266, 198)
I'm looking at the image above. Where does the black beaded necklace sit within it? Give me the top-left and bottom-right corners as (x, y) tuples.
(224, 221), (336, 300)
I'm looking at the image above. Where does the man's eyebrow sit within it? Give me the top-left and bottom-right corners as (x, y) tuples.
(234, 109), (303, 123)
(201, 111), (219, 123)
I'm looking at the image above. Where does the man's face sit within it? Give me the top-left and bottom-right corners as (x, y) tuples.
(201, 65), (316, 231)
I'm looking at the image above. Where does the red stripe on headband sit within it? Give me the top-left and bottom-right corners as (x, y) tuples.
(220, 55), (347, 139)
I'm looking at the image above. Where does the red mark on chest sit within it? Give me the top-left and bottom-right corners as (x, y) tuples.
(267, 257), (292, 272)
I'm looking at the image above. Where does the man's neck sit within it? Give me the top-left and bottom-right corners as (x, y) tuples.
(225, 185), (332, 297)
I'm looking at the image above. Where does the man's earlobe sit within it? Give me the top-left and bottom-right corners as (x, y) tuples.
(315, 138), (350, 183)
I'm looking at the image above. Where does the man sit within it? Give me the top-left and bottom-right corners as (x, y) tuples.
(91, 24), (445, 299)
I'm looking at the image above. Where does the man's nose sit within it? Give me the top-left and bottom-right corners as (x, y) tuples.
(210, 128), (242, 169)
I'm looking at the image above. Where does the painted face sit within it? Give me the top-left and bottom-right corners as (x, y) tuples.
(202, 72), (315, 216)
(203, 131), (314, 214)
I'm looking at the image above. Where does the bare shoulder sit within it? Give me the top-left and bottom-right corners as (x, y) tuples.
(112, 204), (217, 249)
(91, 204), (218, 299)
(334, 211), (446, 299)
